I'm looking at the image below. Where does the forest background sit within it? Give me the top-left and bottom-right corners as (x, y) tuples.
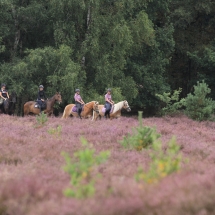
(0, 0), (215, 115)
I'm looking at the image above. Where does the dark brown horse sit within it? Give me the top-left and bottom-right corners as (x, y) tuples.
(24, 92), (62, 116)
(0, 92), (17, 115)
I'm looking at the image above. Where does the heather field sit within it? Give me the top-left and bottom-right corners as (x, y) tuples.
(1, 114), (215, 215)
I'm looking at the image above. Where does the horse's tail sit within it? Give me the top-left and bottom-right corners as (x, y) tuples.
(62, 105), (70, 119)
(23, 102), (29, 116)
(62, 108), (67, 119)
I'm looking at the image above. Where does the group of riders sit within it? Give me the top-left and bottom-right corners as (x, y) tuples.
(1, 83), (115, 118)
(74, 88), (114, 119)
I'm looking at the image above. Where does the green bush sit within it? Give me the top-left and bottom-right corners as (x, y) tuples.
(35, 112), (48, 127)
(62, 138), (110, 199)
(156, 88), (185, 116)
(120, 112), (161, 151)
(136, 136), (182, 184)
(184, 81), (215, 121)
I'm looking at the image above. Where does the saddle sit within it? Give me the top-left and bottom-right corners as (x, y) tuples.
(34, 101), (47, 110)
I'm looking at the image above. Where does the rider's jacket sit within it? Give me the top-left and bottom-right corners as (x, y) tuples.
(74, 93), (82, 105)
(1, 89), (8, 98)
(105, 93), (112, 102)
(37, 90), (46, 100)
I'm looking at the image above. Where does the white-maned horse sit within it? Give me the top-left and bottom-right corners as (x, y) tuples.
(92, 100), (131, 120)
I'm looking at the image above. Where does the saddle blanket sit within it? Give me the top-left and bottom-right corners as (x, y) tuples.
(71, 105), (84, 112)
(102, 105), (114, 113)
(34, 102), (46, 110)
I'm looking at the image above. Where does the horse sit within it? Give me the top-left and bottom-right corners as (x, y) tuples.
(0, 92), (17, 115)
(8, 92), (17, 115)
(23, 92), (62, 116)
(92, 100), (131, 120)
(62, 101), (99, 119)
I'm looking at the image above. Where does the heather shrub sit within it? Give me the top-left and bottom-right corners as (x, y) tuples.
(184, 81), (215, 121)
(36, 112), (48, 126)
(62, 137), (110, 198)
(156, 88), (185, 116)
(47, 125), (62, 137)
(136, 137), (182, 184)
(120, 111), (161, 150)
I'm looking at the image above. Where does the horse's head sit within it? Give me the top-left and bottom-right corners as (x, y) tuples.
(10, 92), (17, 103)
(93, 101), (99, 113)
(3, 98), (10, 112)
(123, 100), (131, 112)
(54, 92), (62, 104)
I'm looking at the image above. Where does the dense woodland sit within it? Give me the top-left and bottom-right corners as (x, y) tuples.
(0, 0), (215, 115)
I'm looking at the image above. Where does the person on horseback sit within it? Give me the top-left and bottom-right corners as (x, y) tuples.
(0, 83), (9, 104)
(37, 85), (47, 112)
(74, 89), (85, 119)
(104, 88), (114, 118)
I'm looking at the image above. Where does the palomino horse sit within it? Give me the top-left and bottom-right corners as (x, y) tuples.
(0, 92), (17, 115)
(62, 101), (99, 119)
(92, 100), (131, 120)
(24, 92), (62, 116)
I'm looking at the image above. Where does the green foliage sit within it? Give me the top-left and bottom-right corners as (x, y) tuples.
(136, 136), (182, 184)
(62, 137), (110, 199)
(47, 125), (62, 138)
(120, 112), (161, 150)
(1, 0), (215, 114)
(156, 88), (185, 115)
(184, 81), (215, 121)
(35, 112), (48, 127)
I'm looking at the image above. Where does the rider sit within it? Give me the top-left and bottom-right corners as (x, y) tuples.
(74, 89), (85, 119)
(37, 85), (47, 112)
(104, 88), (114, 118)
(0, 83), (9, 103)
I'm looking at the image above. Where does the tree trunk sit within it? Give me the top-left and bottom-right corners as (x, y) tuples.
(81, 4), (91, 67)
(11, 6), (20, 58)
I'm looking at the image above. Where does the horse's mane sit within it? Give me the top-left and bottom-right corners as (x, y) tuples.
(112, 101), (124, 114)
(85, 101), (97, 106)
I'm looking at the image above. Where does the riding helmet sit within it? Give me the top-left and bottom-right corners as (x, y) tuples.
(39, 85), (44, 88)
(107, 88), (112, 92)
(1, 83), (6, 87)
(75, 89), (80, 92)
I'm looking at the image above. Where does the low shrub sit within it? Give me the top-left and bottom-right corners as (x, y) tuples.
(62, 137), (110, 199)
(184, 81), (215, 121)
(120, 111), (161, 150)
(47, 125), (62, 137)
(156, 88), (185, 116)
(136, 136), (182, 184)
(35, 112), (48, 127)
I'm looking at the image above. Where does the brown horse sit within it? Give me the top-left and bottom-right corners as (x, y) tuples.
(92, 100), (131, 120)
(24, 92), (62, 116)
(62, 101), (99, 119)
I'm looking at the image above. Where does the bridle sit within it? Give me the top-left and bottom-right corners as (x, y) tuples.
(123, 101), (131, 111)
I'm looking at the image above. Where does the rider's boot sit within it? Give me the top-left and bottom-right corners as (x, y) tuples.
(104, 110), (108, 119)
(78, 110), (82, 119)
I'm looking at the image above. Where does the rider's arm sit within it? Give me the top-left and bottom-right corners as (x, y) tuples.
(80, 99), (85, 105)
(105, 96), (114, 104)
(43, 91), (47, 100)
(6, 92), (9, 98)
(38, 92), (41, 100)
(0, 92), (5, 100)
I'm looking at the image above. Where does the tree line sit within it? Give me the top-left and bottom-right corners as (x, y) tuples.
(0, 0), (215, 115)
